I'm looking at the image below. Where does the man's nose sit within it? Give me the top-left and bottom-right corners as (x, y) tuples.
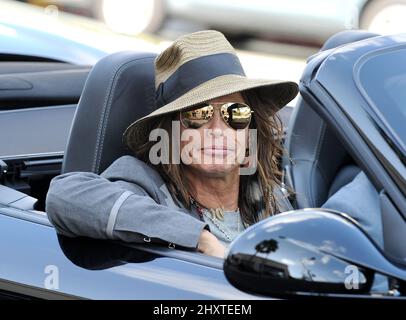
(208, 108), (228, 131)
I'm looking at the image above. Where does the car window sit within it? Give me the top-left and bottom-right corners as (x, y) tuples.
(357, 47), (406, 156)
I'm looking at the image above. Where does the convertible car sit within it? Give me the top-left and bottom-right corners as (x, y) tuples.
(0, 25), (405, 299)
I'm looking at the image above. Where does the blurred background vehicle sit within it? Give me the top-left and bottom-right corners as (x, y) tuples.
(0, 0), (165, 64)
(0, 0), (306, 83)
(16, 0), (406, 48)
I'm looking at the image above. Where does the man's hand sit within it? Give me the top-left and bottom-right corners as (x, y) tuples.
(197, 229), (226, 258)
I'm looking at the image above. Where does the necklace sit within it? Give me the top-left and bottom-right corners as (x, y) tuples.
(188, 194), (238, 221)
(202, 210), (239, 241)
(189, 194), (245, 242)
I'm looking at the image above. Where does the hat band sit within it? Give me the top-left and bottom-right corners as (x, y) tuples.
(155, 53), (245, 108)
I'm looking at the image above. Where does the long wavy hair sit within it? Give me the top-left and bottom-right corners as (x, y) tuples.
(127, 89), (285, 226)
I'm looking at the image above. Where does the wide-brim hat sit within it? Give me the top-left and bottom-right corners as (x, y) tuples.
(123, 30), (298, 150)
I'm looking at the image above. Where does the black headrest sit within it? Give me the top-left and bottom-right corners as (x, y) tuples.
(62, 51), (157, 174)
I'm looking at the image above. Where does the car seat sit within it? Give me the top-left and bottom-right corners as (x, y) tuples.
(61, 51), (157, 174)
(282, 30), (380, 209)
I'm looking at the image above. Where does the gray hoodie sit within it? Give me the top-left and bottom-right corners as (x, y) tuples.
(45, 155), (293, 249)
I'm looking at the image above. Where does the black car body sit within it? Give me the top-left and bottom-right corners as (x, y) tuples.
(0, 26), (405, 299)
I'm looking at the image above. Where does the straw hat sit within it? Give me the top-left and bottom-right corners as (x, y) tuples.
(123, 30), (298, 149)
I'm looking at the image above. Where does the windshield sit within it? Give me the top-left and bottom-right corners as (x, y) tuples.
(358, 47), (406, 158)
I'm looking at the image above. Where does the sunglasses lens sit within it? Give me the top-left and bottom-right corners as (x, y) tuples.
(223, 103), (252, 129)
(181, 104), (214, 128)
(181, 103), (252, 129)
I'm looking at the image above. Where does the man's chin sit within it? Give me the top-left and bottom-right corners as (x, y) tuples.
(189, 163), (239, 177)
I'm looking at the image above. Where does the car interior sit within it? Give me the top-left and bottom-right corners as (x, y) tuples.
(0, 31), (390, 262)
(0, 57), (92, 212)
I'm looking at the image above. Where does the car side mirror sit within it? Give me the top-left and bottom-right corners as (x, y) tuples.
(224, 209), (406, 297)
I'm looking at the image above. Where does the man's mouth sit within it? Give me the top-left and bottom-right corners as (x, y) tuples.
(201, 146), (235, 156)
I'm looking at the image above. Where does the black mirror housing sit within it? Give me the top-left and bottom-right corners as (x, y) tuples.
(224, 209), (406, 297)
